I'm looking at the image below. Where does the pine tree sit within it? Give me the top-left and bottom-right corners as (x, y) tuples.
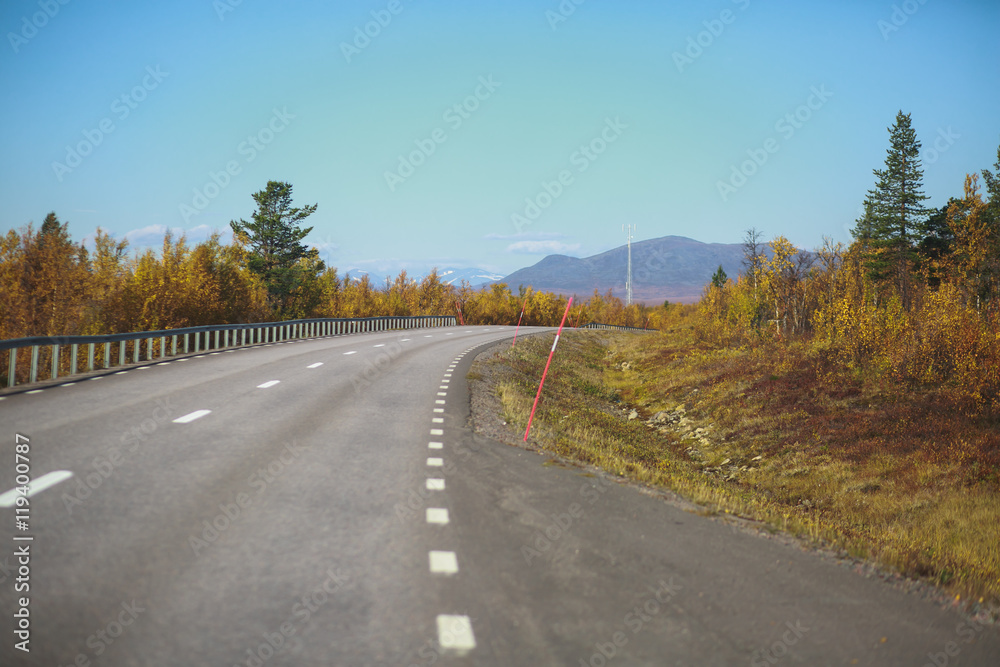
(230, 181), (323, 312)
(711, 265), (728, 289)
(863, 111), (932, 308)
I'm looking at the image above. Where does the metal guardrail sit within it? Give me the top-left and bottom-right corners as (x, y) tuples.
(579, 322), (652, 332)
(0, 316), (457, 389)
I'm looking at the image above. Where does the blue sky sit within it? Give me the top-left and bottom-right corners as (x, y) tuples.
(2, 0), (998, 277)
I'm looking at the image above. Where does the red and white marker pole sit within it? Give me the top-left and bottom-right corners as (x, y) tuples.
(524, 297), (573, 442)
(512, 301), (526, 347)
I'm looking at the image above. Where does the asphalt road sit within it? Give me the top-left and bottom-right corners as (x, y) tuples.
(0, 325), (997, 666)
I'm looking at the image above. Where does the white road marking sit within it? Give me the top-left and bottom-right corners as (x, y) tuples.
(424, 335), (433, 338)
(177, 359), (189, 362)
(426, 508), (450, 524)
(446, 333), (454, 336)
(427, 457), (443, 466)
(444, 373), (452, 377)
(437, 615), (476, 653)
(426, 478), (445, 490)
(401, 338), (411, 342)
(59, 383), (75, 388)
(436, 392), (447, 397)
(173, 410), (211, 424)
(434, 408), (444, 413)
(307, 362), (323, 368)
(114, 371), (128, 375)
(428, 442), (443, 449)
(26, 390), (43, 394)
(435, 400), (445, 405)
(373, 344), (385, 348)
(0, 470), (75, 507)
(430, 429), (444, 436)
(343, 351), (357, 355)
(257, 380), (280, 389)
(89, 376), (103, 380)
(137, 366), (150, 370)
(157, 362), (170, 366)
(429, 550), (458, 574)
(432, 418), (444, 424)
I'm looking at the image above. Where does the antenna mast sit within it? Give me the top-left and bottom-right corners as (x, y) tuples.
(623, 224), (634, 306)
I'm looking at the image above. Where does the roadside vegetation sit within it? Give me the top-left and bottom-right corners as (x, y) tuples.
(476, 117), (1000, 609)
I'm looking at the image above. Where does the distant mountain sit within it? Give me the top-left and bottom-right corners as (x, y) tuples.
(339, 267), (503, 288)
(437, 267), (504, 287)
(500, 235), (748, 304)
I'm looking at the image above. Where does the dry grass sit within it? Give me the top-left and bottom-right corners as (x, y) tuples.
(478, 319), (1000, 609)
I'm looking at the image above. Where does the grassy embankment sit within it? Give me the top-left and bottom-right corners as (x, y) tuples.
(472, 316), (1000, 609)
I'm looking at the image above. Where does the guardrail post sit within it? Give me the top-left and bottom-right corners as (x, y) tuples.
(146, 337), (153, 362)
(103, 342), (110, 368)
(214, 330), (220, 350)
(70, 343), (78, 376)
(51, 344), (60, 379)
(133, 340), (140, 363)
(171, 335), (177, 355)
(30, 345), (39, 383)
(7, 348), (17, 388)
(87, 343), (95, 372)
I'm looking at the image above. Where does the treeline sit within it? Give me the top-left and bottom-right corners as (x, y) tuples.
(702, 114), (1000, 412)
(0, 216), (671, 342)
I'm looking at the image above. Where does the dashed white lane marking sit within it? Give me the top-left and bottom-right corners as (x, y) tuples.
(209, 352), (221, 355)
(430, 429), (444, 436)
(427, 457), (443, 467)
(0, 470), (75, 507)
(137, 366), (150, 370)
(89, 377), (103, 381)
(432, 418), (444, 424)
(343, 351), (357, 355)
(435, 400), (445, 405)
(429, 442), (443, 449)
(436, 392), (447, 397)
(173, 409), (211, 424)
(157, 362), (170, 366)
(59, 383), (76, 388)
(257, 380), (280, 389)
(114, 371), (128, 375)
(26, 389), (43, 394)
(373, 344), (385, 348)
(444, 373), (452, 377)
(429, 550), (458, 574)
(426, 508), (450, 524)
(424, 335), (433, 338)
(446, 333), (454, 336)
(307, 362), (323, 369)
(434, 408), (444, 413)
(178, 359), (189, 362)
(437, 615), (476, 653)
(426, 478), (445, 490)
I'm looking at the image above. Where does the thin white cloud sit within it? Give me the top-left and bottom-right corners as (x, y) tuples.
(506, 240), (581, 255)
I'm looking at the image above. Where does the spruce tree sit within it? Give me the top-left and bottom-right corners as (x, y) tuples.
(862, 111), (931, 308)
(230, 181), (323, 311)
